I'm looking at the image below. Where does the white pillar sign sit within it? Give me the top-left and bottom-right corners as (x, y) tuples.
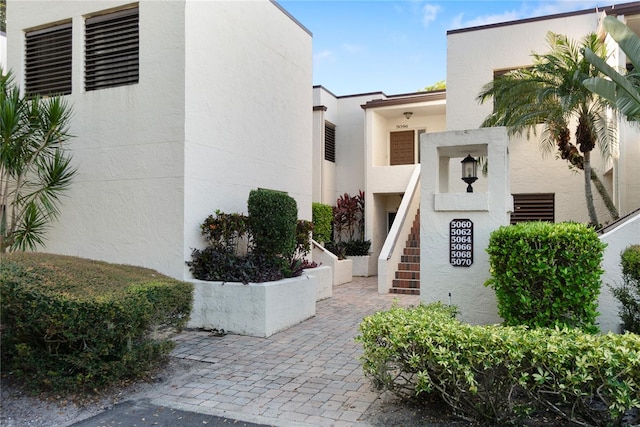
(450, 219), (473, 267)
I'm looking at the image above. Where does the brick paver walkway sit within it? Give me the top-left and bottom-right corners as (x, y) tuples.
(146, 276), (419, 426)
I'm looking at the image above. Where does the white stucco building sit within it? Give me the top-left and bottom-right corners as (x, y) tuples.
(311, 2), (640, 299)
(4, 0), (639, 321)
(5, 0), (312, 280)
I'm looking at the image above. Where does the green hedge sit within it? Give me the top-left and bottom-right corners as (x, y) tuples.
(247, 189), (297, 260)
(312, 202), (332, 243)
(358, 304), (640, 426)
(611, 245), (640, 333)
(0, 253), (193, 393)
(485, 222), (606, 332)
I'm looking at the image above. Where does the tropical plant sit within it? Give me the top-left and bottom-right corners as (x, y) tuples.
(478, 32), (619, 226)
(583, 16), (640, 122)
(333, 190), (365, 242)
(1, 70), (77, 252)
(420, 80), (446, 91)
(610, 245), (640, 333)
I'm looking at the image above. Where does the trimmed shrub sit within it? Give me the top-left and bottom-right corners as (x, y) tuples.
(187, 206), (314, 282)
(295, 219), (314, 258)
(200, 210), (250, 253)
(343, 239), (371, 256)
(485, 222), (606, 332)
(247, 189), (297, 261)
(611, 245), (640, 333)
(187, 248), (282, 283)
(312, 202), (332, 243)
(358, 304), (640, 426)
(0, 253), (193, 394)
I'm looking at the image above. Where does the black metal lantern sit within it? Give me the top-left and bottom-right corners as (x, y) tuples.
(461, 154), (478, 193)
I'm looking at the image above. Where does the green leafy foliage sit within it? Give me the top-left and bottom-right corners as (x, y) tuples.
(0, 253), (193, 394)
(312, 202), (332, 243)
(485, 222), (605, 332)
(187, 248), (283, 283)
(358, 304), (640, 426)
(327, 239), (372, 257)
(611, 245), (640, 333)
(248, 189), (297, 261)
(1, 70), (77, 252)
(294, 219), (314, 259)
(478, 32), (619, 225)
(200, 210), (250, 253)
(188, 191), (313, 282)
(333, 190), (365, 242)
(583, 16), (640, 122)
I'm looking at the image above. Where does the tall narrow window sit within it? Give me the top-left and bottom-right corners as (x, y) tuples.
(324, 121), (336, 162)
(85, 7), (139, 91)
(25, 22), (72, 96)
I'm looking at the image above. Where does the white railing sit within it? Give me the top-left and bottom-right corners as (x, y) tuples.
(377, 164), (421, 293)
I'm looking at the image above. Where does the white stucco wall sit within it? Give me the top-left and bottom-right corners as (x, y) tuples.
(334, 94), (370, 199)
(0, 32), (6, 69)
(421, 128), (512, 325)
(312, 86), (340, 205)
(598, 213), (640, 333)
(182, 0), (313, 277)
(7, 1), (188, 278)
(446, 11), (626, 225)
(7, 0), (313, 281)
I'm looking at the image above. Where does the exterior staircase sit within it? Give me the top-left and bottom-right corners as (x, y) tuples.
(390, 209), (420, 295)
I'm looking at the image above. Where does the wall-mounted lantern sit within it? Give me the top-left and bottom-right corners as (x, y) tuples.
(461, 154), (478, 193)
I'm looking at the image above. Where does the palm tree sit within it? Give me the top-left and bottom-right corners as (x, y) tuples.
(478, 32), (619, 226)
(0, 70), (77, 252)
(583, 16), (640, 122)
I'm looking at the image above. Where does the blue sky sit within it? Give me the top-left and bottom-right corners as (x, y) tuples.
(279, 0), (628, 96)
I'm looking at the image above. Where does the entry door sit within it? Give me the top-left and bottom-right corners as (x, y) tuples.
(390, 130), (415, 165)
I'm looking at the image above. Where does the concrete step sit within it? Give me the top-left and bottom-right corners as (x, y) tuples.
(397, 262), (420, 271)
(389, 287), (420, 295)
(392, 278), (420, 288)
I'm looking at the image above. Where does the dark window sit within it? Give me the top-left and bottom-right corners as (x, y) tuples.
(85, 7), (139, 91)
(390, 130), (415, 165)
(324, 121), (336, 162)
(511, 193), (555, 224)
(25, 22), (72, 96)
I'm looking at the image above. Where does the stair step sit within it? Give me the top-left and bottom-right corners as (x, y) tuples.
(395, 270), (420, 280)
(389, 288), (420, 295)
(403, 247), (420, 256)
(392, 279), (420, 288)
(397, 262), (420, 271)
(391, 208), (421, 295)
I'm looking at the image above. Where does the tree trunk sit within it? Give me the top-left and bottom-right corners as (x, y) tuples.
(590, 170), (619, 221)
(583, 151), (599, 226)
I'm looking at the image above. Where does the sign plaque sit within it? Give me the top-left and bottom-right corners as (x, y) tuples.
(449, 219), (473, 267)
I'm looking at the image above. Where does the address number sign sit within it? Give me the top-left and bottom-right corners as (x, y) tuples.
(450, 219), (473, 267)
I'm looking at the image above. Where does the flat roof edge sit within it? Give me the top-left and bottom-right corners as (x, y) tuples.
(447, 2), (640, 36)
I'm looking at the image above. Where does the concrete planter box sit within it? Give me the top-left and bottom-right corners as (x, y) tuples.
(187, 274), (317, 338)
(312, 242), (352, 285)
(349, 255), (376, 277)
(334, 258), (353, 285)
(304, 265), (333, 301)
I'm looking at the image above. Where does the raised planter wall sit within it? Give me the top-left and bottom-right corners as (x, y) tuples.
(305, 265), (333, 301)
(188, 274), (317, 337)
(349, 255), (376, 277)
(312, 241), (353, 285)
